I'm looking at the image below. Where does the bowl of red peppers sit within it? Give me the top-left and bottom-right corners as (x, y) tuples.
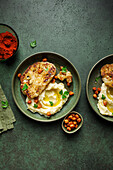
(0, 23), (19, 62)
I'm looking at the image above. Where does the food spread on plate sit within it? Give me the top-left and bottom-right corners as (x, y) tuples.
(18, 58), (74, 117)
(93, 64), (113, 116)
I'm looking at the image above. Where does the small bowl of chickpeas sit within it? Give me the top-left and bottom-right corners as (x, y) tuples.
(62, 111), (83, 134)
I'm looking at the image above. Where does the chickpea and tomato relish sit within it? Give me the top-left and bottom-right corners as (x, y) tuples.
(63, 113), (81, 131)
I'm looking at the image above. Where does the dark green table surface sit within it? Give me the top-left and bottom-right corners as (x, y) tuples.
(0, 0), (113, 169)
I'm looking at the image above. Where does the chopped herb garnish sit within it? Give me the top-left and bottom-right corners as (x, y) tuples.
(1, 100), (8, 109)
(30, 40), (36, 48)
(112, 113), (113, 115)
(22, 84), (28, 91)
(62, 67), (67, 73)
(101, 94), (106, 100)
(49, 101), (53, 106)
(59, 90), (63, 95)
(59, 90), (69, 99)
(45, 68), (48, 71)
(64, 91), (69, 95)
(34, 104), (38, 108)
(62, 94), (66, 99)
(95, 76), (101, 82)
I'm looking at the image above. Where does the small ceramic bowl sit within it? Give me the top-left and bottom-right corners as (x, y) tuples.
(62, 111), (83, 134)
(0, 23), (19, 62)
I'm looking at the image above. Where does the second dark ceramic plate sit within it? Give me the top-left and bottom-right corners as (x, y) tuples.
(86, 54), (113, 122)
(12, 51), (81, 122)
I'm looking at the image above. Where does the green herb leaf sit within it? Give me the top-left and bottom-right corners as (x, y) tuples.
(62, 67), (67, 73)
(45, 68), (48, 71)
(1, 100), (8, 109)
(1, 101), (6, 105)
(62, 94), (66, 99)
(59, 90), (63, 95)
(64, 91), (69, 95)
(101, 94), (106, 100)
(49, 101), (53, 106)
(95, 76), (101, 82)
(112, 113), (113, 115)
(22, 84), (28, 91)
(2, 105), (8, 108)
(34, 104), (38, 108)
(30, 40), (37, 48)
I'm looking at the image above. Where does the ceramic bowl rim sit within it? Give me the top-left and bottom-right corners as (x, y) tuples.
(62, 110), (83, 134)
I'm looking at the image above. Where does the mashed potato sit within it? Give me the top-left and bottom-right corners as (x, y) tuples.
(26, 82), (69, 117)
(97, 83), (113, 116)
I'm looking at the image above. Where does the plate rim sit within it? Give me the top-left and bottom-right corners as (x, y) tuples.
(86, 53), (113, 122)
(12, 51), (81, 122)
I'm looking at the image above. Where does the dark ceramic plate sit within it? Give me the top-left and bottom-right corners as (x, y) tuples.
(86, 54), (113, 122)
(12, 52), (81, 122)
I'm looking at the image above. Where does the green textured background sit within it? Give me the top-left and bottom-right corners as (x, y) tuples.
(0, 0), (113, 169)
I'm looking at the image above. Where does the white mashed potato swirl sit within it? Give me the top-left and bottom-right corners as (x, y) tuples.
(97, 83), (113, 116)
(26, 82), (69, 117)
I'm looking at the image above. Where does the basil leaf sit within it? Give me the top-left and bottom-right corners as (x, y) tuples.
(62, 94), (66, 99)
(101, 94), (106, 100)
(1, 100), (8, 109)
(45, 68), (48, 71)
(95, 76), (101, 82)
(22, 84), (28, 91)
(62, 67), (67, 73)
(34, 104), (38, 108)
(1, 101), (6, 105)
(30, 40), (36, 48)
(64, 91), (69, 95)
(49, 101), (53, 106)
(59, 90), (63, 95)
(2, 105), (8, 108)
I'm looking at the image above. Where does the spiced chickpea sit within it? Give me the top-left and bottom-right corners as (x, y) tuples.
(103, 100), (107, 106)
(77, 118), (81, 123)
(47, 112), (51, 116)
(28, 100), (32, 104)
(67, 127), (71, 131)
(60, 66), (63, 70)
(93, 94), (97, 99)
(68, 115), (73, 119)
(75, 124), (78, 128)
(38, 104), (42, 108)
(54, 76), (58, 79)
(67, 82), (70, 86)
(70, 123), (75, 129)
(72, 117), (76, 121)
(73, 121), (77, 125)
(52, 79), (55, 83)
(92, 87), (96, 91)
(75, 114), (79, 119)
(34, 99), (38, 103)
(43, 58), (47, 62)
(69, 91), (74, 96)
(64, 119), (69, 124)
(18, 73), (21, 78)
(64, 124), (67, 128)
